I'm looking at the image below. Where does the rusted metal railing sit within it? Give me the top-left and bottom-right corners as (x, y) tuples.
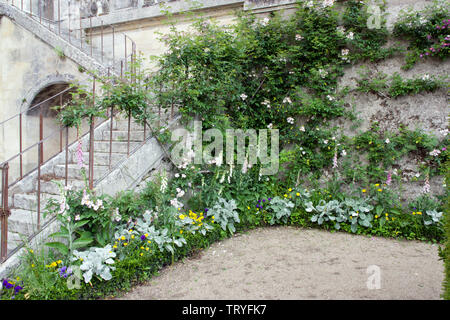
(0, 0), (175, 264)
(1, 164), (11, 263)
(5, 0), (137, 76)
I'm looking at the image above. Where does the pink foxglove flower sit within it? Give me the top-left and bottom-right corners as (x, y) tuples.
(332, 151), (338, 169)
(76, 140), (86, 169)
(422, 174), (431, 193)
(386, 170), (392, 185)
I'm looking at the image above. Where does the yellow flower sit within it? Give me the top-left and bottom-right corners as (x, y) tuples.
(80, 258), (83, 262)
(113, 245), (117, 249)
(412, 212), (416, 215)
(145, 233), (148, 237)
(140, 253), (144, 257)
(179, 214), (185, 220)
(123, 243), (128, 246)
(417, 211), (422, 215)
(386, 217), (389, 221)
(146, 247), (149, 251)
(377, 189), (382, 192)
(375, 184), (379, 187)
(121, 236), (126, 241)
(296, 193), (300, 196)
(180, 230), (183, 234)
(29, 249), (34, 254)
(375, 215), (378, 219)
(284, 194), (288, 198)
(148, 240), (151, 244)
(212, 216), (215, 220)
(350, 216), (353, 219)
(392, 217), (395, 221)
(31, 264), (35, 268)
(131, 235), (135, 239)
(140, 246), (145, 250)
(385, 213), (388, 216)
(362, 189), (366, 193)
(247, 206), (250, 210)
(57, 260), (62, 264)
(288, 188), (292, 192)
(129, 229), (133, 233)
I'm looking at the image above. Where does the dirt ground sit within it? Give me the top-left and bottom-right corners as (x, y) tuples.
(117, 226), (444, 300)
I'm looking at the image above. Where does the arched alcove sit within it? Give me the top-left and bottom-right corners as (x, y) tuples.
(22, 81), (91, 175)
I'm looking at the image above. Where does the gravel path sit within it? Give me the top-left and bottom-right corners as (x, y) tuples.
(118, 226), (444, 300)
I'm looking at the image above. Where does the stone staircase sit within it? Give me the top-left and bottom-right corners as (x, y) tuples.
(5, 115), (165, 253)
(0, 1), (123, 77)
(0, 1), (175, 259)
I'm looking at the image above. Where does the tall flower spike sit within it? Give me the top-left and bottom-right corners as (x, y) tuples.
(422, 173), (431, 194)
(386, 170), (392, 186)
(76, 139), (85, 169)
(332, 150), (338, 169)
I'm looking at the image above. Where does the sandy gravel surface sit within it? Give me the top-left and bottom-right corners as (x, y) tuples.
(118, 226), (444, 300)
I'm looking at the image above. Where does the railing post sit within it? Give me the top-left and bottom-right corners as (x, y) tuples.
(37, 142), (42, 230)
(1, 163), (11, 263)
(68, 0), (71, 44)
(127, 110), (131, 157)
(90, 17), (93, 57)
(39, 105), (44, 165)
(19, 113), (23, 179)
(88, 77), (96, 190)
(88, 116), (95, 190)
(65, 126), (69, 187)
(109, 106), (114, 169)
(58, 0), (61, 36)
(112, 26), (115, 70)
(80, 15), (83, 49)
(101, 20), (104, 62)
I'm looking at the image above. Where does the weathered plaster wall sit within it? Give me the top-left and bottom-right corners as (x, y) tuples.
(0, 15), (88, 178)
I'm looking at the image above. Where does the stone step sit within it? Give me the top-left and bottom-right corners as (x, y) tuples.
(12, 193), (62, 212)
(71, 151), (125, 167)
(54, 164), (109, 181)
(37, 178), (86, 195)
(100, 130), (146, 142)
(83, 140), (142, 153)
(113, 119), (146, 131)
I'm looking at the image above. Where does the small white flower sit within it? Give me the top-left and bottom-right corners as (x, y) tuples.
(283, 97), (292, 104)
(174, 173), (180, 178)
(295, 34), (304, 41)
(181, 174), (186, 178)
(346, 32), (354, 40)
(300, 126), (305, 132)
(75, 215), (81, 221)
(326, 95), (334, 101)
(337, 26), (345, 35)
(260, 17), (270, 26)
(341, 150), (347, 156)
(385, 138), (390, 144)
(318, 69), (328, 78)
(240, 93), (248, 101)
(287, 117), (295, 124)
(267, 123), (273, 129)
(421, 74), (430, 81)
(323, 140), (328, 144)
(430, 149), (441, 157)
